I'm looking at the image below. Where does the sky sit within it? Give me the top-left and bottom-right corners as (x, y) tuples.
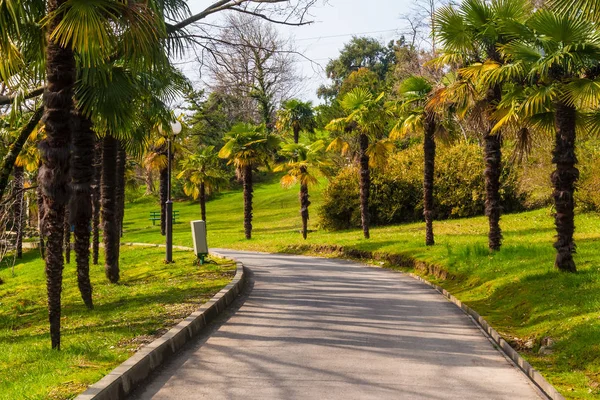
(183, 0), (415, 104)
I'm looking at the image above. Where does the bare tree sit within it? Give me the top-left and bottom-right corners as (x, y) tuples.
(400, 0), (449, 53)
(205, 14), (301, 129)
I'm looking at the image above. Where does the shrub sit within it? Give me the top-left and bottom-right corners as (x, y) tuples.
(318, 141), (526, 230)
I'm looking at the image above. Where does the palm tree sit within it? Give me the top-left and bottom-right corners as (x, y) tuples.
(276, 99), (316, 144)
(219, 123), (280, 239)
(101, 135), (120, 283)
(490, 9), (600, 272)
(69, 110), (94, 308)
(12, 165), (24, 259)
(434, 0), (532, 251)
(391, 76), (441, 246)
(177, 146), (227, 222)
(325, 88), (391, 239)
(276, 141), (326, 239)
(92, 139), (102, 265)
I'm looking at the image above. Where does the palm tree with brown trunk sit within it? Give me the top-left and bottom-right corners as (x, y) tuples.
(276, 99), (316, 144)
(177, 146), (226, 222)
(435, 0), (532, 251)
(391, 76), (443, 246)
(69, 110), (94, 308)
(491, 8), (600, 272)
(326, 88), (391, 239)
(92, 139), (102, 265)
(276, 141), (326, 239)
(101, 135), (120, 283)
(12, 165), (24, 259)
(219, 123), (280, 239)
(37, 0), (76, 350)
(116, 142), (126, 237)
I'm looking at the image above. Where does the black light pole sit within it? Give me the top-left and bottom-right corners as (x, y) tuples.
(165, 120), (182, 263)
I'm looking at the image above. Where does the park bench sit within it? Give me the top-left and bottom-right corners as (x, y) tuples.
(149, 210), (180, 226)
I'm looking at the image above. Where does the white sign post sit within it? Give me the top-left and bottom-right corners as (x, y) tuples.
(190, 220), (209, 264)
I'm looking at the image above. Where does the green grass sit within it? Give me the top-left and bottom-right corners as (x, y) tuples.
(124, 175), (600, 399)
(0, 246), (235, 400)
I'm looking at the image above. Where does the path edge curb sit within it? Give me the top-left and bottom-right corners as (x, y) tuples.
(407, 272), (565, 400)
(75, 247), (245, 400)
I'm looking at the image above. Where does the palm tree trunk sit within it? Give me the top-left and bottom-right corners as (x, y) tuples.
(70, 111), (94, 309)
(299, 168), (310, 240)
(552, 102), (578, 272)
(484, 86), (503, 251)
(0, 107), (43, 203)
(13, 165), (24, 259)
(39, 0), (76, 350)
(423, 112), (436, 246)
(101, 135), (120, 283)
(116, 142), (126, 238)
(63, 209), (70, 264)
(200, 182), (207, 221)
(37, 183), (45, 258)
(358, 133), (370, 239)
(243, 165), (253, 239)
(92, 139), (101, 265)
(293, 126), (300, 144)
(144, 169), (154, 195)
(159, 166), (167, 236)
(484, 132), (502, 251)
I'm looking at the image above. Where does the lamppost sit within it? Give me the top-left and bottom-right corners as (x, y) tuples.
(165, 119), (182, 263)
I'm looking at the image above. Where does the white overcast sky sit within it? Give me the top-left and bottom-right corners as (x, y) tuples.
(183, 0), (415, 104)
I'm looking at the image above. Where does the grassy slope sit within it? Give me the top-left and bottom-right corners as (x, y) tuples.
(124, 175), (600, 399)
(0, 247), (235, 400)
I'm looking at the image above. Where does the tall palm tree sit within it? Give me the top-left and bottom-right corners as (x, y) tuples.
(69, 110), (94, 309)
(92, 139), (102, 265)
(219, 123), (280, 239)
(489, 9), (600, 272)
(276, 99), (316, 144)
(434, 0), (532, 251)
(276, 141), (327, 239)
(12, 165), (24, 259)
(177, 146), (227, 222)
(391, 76), (442, 246)
(325, 88), (391, 239)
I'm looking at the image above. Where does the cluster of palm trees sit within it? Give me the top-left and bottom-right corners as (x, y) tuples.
(1, 0), (193, 350)
(398, 0), (599, 273)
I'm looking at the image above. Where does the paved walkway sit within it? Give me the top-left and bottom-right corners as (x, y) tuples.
(131, 250), (544, 400)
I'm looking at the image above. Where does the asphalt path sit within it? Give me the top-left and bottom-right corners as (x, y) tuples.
(130, 250), (545, 400)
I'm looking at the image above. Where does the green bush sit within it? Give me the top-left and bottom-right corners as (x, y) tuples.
(318, 141), (526, 230)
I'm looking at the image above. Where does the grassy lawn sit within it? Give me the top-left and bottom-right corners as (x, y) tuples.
(124, 175), (600, 399)
(0, 246), (235, 400)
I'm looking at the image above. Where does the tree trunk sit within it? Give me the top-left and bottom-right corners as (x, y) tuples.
(37, 183), (45, 258)
(101, 135), (120, 283)
(293, 125), (300, 144)
(92, 139), (102, 265)
(144, 169), (154, 195)
(484, 86), (503, 251)
(0, 107), (43, 203)
(70, 111), (94, 309)
(299, 168), (310, 240)
(243, 165), (253, 239)
(358, 133), (371, 239)
(63, 209), (70, 264)
(159, 166), (167, 236)
(423, 112), (436, 246)
(13, 166), (24, 259)
(116, 142), (126, 238)
(552, 102), (579, 272)
(39, 0), (76, 350)
(200, 182), (206, 222)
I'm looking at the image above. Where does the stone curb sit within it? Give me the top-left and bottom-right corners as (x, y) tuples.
(408, 273), (564, 400)
(75, 247), (245, 400)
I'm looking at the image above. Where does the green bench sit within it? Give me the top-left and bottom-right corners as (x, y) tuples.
(149, 210), (180, 226)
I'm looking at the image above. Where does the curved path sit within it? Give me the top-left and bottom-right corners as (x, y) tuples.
(131, 250), (545, 400)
